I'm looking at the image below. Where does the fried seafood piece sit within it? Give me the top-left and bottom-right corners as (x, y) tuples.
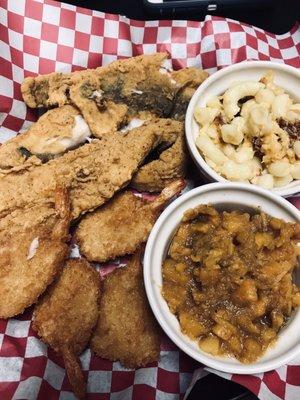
(67, 53), (181, 137)
(76, 179), (185, 262)
(21, 54), (178, 137)
(22, 53), (176, 110)
(0, 120), (163, 221)
(90, 249), (160, 368)
(131, 120), (187, 192)
(21, 53), (208, 136)
(0, 187), (70, 318)
(170, 67), (209, 121)
(69, 90), (128, 139)
(0, 105), (91, 173)
(33, 259), (100, 400)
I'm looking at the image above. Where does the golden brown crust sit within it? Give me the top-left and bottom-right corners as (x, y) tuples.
(21, 54), (209, 137)
(170, 67), (209, 121)
(33, 258), (100, 400)
(0, 187), (70, 318)
(21, 53), (170, 109)
(63, 348), (86, 400)
(132, 130), (187, 192)
(90, 250), (160, 368)
(76, 179), (185, 263)
(33, 258), (100, 355)
(76, 191), (155, 262)
(0, 120), (162, 221)
(0, 105), (81, 172)
(69, 84), (128, 138)
(170, 67), (209, 88)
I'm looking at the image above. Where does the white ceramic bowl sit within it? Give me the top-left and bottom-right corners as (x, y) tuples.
(185, 61), (300, 197)
(144, 182), (300, 374)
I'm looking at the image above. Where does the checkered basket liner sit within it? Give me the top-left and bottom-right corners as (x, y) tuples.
(0, 0), (300, 399)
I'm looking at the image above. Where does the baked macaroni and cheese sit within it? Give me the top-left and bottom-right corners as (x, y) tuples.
(193, 71), (300, 188)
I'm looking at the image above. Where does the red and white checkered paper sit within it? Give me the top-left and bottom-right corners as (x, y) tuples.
(0, 0), (300, 399)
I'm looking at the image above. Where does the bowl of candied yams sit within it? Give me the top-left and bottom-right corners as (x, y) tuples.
(144, 182), (300, 374)
(185, 61), (300, 197)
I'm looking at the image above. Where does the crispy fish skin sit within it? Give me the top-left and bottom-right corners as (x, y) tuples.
(0, 187), (70, 319)
(170, 67), (209, 121)
(21, 54), (209, 139)
(21, 53), (175, 110)
(33, 259), (100, 400)
(76, 179), (185, 263)
(90, 250), (160, 368)
(132, 126), (187, 192)
(171, 66), (209, 87)
(21, 72), (72, 108)
(66, 53), (178, 137)
(0, 105), (88, 172)
(21, 54), (208, 138)
(0, 120), (163, 221)
(69, 88), (128, 138)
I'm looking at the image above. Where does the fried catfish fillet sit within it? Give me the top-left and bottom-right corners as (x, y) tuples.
(21, 54), (208, 137)
(131, 118), (188, 192)
(90, 249), (160, 368)
(0, 187), (70, 318)
(22, 53), (175, 109)
(131, 129), (187, 192)
(21, 54), (178, 137)
(33, 259), (100, 400)
(0, 120), (163, 221)
(76, 179), (185, 263)
(0, 105), (91, 173)
(170, 67), (209, 121)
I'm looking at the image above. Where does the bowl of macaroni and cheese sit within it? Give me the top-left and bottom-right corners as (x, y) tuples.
(144, 182), (300, 374)
(185, 61), (300, 197)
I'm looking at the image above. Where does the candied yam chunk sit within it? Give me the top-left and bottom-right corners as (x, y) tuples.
(162, 259), (189, 286)
(193, 266), (220, 286)
(222, 211), (250, 234)
(271, 310), (284, 331)
(232, 279), (258, 305)
(227, 335), (243, 356)
(183, 204), (220, 225)
(162, 283), (186, 314)
(255, 232), (274, 249)
(169, 223), (191, 260)
(242, 338), (262, 363)
(199, 335), (220, 356)
(293, 292), (300, 307)
(249, 299), (266, 318)
(212, 320), (237, 341)
(179, 311), (208, 337)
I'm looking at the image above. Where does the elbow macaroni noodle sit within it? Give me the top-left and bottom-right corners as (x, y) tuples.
(194, 71), (300, 189)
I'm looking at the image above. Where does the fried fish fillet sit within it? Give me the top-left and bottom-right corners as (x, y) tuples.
(90, 249), (160, 368)
(76, 179), (185, 263)
(21, 54), (208, 137)
(170, 66), (209, 121)
(0, 187), (70, 318)
(21, 54), (177, 136)
(0, 105), (91, 173)
(131, 118), (187, 192)
(21, 53), (175, 109)
(0, 120), (164, 221)
(68, 54), (179, 137)
(129, 68), (209, 192)
(33, 259), (100, 400)
(131, 128), (187, 192)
